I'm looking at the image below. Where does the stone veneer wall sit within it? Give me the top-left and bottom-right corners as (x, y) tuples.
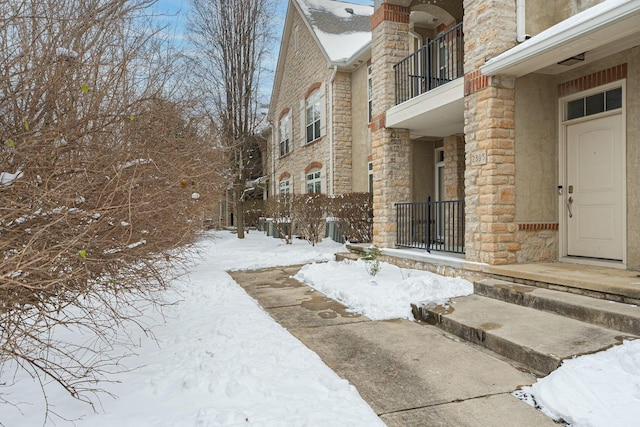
(463, 0), (518, 265)
(370, 4), (412, 248)
(270, 10), (333, 195)
(515, 225), (558, 263)
(332, 71), (353, 194)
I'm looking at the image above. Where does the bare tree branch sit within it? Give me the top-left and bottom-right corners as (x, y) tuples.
(0, 0), (225, 421)
(187, 0), (274, 238)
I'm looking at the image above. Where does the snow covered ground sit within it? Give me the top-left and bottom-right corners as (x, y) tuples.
(1, 230), (639, 426)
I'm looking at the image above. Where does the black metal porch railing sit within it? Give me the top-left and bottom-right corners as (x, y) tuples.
(396, 197), (465, 254)
(394, 22), (464, 105)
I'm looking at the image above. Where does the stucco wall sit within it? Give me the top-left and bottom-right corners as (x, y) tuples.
(627, 47), (640, 270)
(525, 0), (605, 36)
(351, 62), (372, 192)
(514, 74), (558, 223)
(411, 140), (435, 202)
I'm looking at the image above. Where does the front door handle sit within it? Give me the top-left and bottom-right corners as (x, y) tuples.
(567, 196), (574, 218)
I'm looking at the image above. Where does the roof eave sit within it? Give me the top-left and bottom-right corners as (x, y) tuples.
(481, 0), (640, 77)
(329, 42), (371, 70)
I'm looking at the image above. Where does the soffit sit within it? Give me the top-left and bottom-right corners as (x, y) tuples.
(481, 0), (640, 77)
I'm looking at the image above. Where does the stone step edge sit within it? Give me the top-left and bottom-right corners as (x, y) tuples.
(474, 278), (640, 336)
(411, 302), (564, 376)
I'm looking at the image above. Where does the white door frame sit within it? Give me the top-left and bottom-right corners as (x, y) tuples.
(558, 80), (627, 268)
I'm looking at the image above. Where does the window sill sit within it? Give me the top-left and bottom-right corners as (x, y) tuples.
(304, 136), (323, 147)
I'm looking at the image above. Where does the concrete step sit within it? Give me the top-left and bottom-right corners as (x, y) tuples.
(413, 294), (635, 375)
(475, 278), (640, 335)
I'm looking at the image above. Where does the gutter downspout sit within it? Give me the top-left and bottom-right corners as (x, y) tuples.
(329, 65), (338, 196)
(270, 121), (276, 198)
(517, 0), (530, 42)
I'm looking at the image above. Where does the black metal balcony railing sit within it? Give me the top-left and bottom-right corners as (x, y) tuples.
(394, 22), (464, 105)
(396, 197), (465, 254)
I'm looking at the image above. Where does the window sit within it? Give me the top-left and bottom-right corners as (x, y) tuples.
(279, 179), (291, 194)
(566, 87), (622, 120)
(367, 66), (373, 123)
(306, 170), (321, 193)
(368, 161), (373, 193)
(279, 114), (290, 157)
(306, 90), (321, 143)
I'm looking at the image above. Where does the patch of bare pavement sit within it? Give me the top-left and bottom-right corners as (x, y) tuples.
(228, 266), (557, 426)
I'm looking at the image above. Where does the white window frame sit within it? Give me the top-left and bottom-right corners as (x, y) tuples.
(279, 113), (291, 157)
(367, 66), (373, 123)
(279, 178), (291, 195)
(305, 90), (321, 143)
(306, 169), (322, 194)
(368, 161), (373, 193)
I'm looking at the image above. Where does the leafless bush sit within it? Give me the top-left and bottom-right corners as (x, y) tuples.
(0, 0), (224, 421)
(291, 194), (330, 246)
(243, 199), (265, 228)
(330, 192), (373, 243)
(265, 194), (292, 244)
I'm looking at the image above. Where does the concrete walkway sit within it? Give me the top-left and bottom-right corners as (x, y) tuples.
(229, 266), (557, 426)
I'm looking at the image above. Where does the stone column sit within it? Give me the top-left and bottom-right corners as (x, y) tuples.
(332, 71), (353, 194)
(463, 0), (518, 264)
(370, 3), (412, 248)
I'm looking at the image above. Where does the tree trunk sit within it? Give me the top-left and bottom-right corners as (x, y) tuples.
(235, 186), (245, 239)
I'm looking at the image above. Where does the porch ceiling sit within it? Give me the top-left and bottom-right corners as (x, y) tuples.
(481, 0), (640, 77)
(385, 78), (464, 139)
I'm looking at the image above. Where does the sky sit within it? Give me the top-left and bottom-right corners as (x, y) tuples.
(2, 230), (640, 426)
(152, 0), (374, 102)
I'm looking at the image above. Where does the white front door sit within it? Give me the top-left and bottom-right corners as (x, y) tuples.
(566, 113), (624, 260)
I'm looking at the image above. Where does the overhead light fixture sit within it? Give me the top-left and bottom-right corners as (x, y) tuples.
(558, 53), (585, 66)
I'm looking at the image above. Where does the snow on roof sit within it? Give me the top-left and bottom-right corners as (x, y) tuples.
(296, 0), (373, 63)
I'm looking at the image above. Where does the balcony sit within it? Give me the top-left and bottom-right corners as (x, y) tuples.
(386, 22), (464, 139)
(394, 22), (464, 105)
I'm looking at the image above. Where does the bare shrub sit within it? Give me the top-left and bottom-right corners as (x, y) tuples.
(0, 0), (224, 421)
(243, 199), (265, 228)
(265, 194), (292, 244)
(291, 194), (330, 246)
(330, 192), (373, 243)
